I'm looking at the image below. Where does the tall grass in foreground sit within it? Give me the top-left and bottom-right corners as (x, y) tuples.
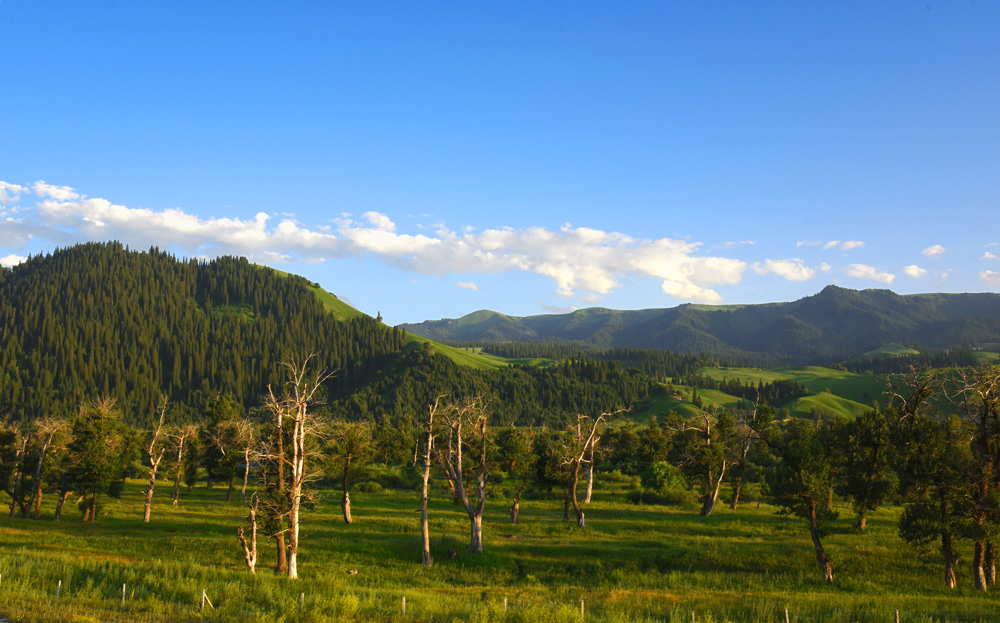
(0, 475), (998, 622)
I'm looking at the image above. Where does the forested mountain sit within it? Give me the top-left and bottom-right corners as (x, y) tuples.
(401, 286), (1000, 364)
(0, 243), (654, 428)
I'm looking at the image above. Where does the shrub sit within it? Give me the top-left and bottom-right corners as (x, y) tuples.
(640, 461), (687, 492)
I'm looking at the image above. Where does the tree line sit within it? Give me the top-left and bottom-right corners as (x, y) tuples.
(6, 360), (1000, 595)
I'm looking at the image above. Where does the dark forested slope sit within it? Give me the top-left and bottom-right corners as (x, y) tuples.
(0, 243), (655, 428)
(0, 242), (405, 424)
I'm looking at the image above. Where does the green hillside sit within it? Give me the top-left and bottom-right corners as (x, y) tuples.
(402, 285), (1000, 364)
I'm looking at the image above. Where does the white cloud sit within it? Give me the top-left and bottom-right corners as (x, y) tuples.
(981, 271), (1000, 287)
(752, 258), (816, 281)
(817, 240), (863, 252)
(0, 179), (765, 305)
(820, 262), (831, 273)
(456, 281), (479, 292)
(363, 211), (396, 232)
(33, 181), (80, 201)
(904, 265), (927, 278)
(844, 264), (895, 284)
(981, 252), (999, 261)
(539, 301), (577, 314)
(0, 254), (27, 267)
(922, 244), (946, 257)
(0, 182), (27, 204)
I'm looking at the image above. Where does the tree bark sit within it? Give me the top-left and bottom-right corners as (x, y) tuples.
(986, 542), (996, 586)
(238, 498), (259, 574)
(943, 531), (958, 589)
(583, 443), (595, 504)
(33, 487), (43, 519)
(226, 477), (235, 503)
(509, 499), (520, 524)
(420, 422), (435, 567)
(700, 460), (726, 517)
(729, 480), (742, 511)
(806, 499), (833, 583)
(342, 455), (353, 525)
(54, 490), (71, 522)
(91, 492), (98, 522)
(241, 444), (251, 505)
(26, 432), (55, 519)
(341, 492), (352, 525)
(974, 540), (988, 592)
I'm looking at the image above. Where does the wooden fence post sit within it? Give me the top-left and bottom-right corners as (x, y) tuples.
(122, 583), (126, 605)
(56, 580), (61, 598)
(402, 595), (406, 616)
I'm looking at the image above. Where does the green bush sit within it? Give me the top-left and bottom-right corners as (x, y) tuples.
(640, 461), (687, 492)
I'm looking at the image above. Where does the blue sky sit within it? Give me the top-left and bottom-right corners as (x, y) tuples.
(2, 1), (998, 325)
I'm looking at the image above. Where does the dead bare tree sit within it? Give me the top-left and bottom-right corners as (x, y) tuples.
(436, 398), (490, 553)
(420, 397), (444, 567)
(264, 354), (334, 579)
(672, 406), (731, 517)
(25, 416), (68, 519)
(142, 398), (171, 523)
(170, 425), (198, 506)
(237, 493), (261, 574)
(561, 413), (610, 527)
(234, 419), (256, 506)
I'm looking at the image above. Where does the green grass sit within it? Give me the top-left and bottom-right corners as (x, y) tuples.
(1, 475), (999, 622)
(860, 344), (921, 358)
(4, 476), (1000, 622)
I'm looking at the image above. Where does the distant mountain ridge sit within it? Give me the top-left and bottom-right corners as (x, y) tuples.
(400, 286), (1000, 363)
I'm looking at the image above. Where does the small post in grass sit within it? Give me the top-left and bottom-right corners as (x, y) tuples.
(402, 595), (406, 617)
(56, 580), (62, 598)
(896, 610), (900, 623)
(504, 596), (507, 612)
(300, 592), (305, 609)
(580, 598), (584, 621)
(122, 583), (126, 605)
(200, 589), (214, 612)
(785, 608), (790, 623)
(691, 611), (695, 623)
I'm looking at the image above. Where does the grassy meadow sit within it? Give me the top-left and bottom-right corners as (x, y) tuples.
(1, 470), (999, 622)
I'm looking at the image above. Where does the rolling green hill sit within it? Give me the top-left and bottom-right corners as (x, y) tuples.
(402, 286), (1000, 364)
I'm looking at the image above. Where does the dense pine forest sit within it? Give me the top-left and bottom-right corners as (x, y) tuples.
(0, 243), (654, 428)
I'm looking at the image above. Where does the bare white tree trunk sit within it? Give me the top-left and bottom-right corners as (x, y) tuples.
(143, 399), (169, 523)
(238, 495), (260, 574)
(266, 355), (333, 580)
(438, 401), (489, 554)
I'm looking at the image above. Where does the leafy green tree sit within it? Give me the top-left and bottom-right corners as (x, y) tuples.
(762, 416), (842, 583)
(325, 420), (372, 524)
(62, 397), (134, 521)
(495, 427), (533, 523)
(836, 408), (898, 531)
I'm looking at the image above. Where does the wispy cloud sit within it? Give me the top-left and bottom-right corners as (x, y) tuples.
(5, 180), (854, 305)
(818, 240), (864, 252)
(0, 182), (27, 204)
(539, 301), (578, 314)
(456, 281), (480, 292)
(982, 252), (999, 261)
(981, 271), (1000, 287)
(752, 259), (817, 281)
(922, 244), (946, 257)
(844, 264), (895, 284)
(904, 265), (927, 279)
